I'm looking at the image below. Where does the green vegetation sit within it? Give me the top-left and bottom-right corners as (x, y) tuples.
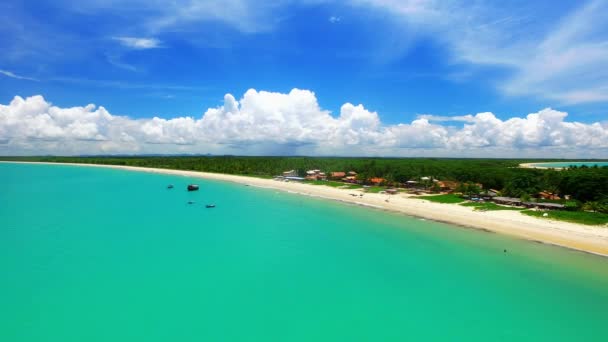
(364, 186), (386, 193)
(460, 202), (522, 211)
(455, 182), (481, 197)
(418, 194), (466, 203)
(522, 210), (608, 226)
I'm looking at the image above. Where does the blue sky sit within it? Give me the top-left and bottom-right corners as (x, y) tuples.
(1, 0), (608, 156)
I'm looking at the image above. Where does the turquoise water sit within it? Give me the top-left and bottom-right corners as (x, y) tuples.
(2, 163), (608, 341)
(529, 161), (608, 168)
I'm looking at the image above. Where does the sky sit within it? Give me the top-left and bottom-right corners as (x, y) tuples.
(1, 0), (608, 157)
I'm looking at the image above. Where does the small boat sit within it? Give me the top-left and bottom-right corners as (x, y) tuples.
(187, 184), (199, 191)
(167, 184), (174, 189)
(188, 201), (195, 204)
(205, 204), (216, 208)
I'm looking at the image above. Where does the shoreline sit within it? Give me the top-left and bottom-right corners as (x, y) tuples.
(519, 162), (563, 170)
(4, 161), (608, 257)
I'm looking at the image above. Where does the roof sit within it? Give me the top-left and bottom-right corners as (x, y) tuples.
(436, 180), (459, 189)
(331, 171), (346, 177)
(525, 202), (565, 208)
(494, 197), (522, 203)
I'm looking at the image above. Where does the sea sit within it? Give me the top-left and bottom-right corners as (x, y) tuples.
(529, 161), (608, 168)
(2, 162), (608, 341)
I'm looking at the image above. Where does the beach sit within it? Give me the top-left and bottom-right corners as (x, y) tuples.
(6, 161), (608, 257)
(520, 162), (553, 169)
(520, 162), (567, 170)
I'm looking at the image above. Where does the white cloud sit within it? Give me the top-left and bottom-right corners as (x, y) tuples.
(329, 16), (341, 23)
(70, 0), (285, 34)
(1, 90), (607, 157)
(113, 36), (162, 49)
(417, 114), (475, 123)
(349, 0), (608, 104)
(0, 69), (38, 81)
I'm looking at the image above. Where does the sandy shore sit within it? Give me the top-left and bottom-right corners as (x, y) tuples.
(5, 161), (608, 257)
(519, 162), (563, 170)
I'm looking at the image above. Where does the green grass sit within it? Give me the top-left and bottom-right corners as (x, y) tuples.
(418, 194), (465, 203)
(521, 210), (608, 226)
(342, 184), (363, 189)
(460, 202), (523, 211)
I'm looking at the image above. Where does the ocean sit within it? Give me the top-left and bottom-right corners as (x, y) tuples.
(2, 162), (608, 341)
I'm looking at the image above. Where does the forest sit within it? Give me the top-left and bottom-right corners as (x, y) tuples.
(3, 156), (607, 213)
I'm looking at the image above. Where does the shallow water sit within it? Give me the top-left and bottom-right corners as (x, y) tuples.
(529, 161), (608, 168)
(2, 163), (608, 341)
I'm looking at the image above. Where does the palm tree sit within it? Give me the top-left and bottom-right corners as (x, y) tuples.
(582, 201), (600, 212)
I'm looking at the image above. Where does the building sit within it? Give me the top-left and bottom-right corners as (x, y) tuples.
(493, 197), (523, 206)
(330, 171), (346, 179)
(435, 180), (459, 192)
(524, 202), (565, 210)
(404, 180), (419, 188)
(479, 189), (499, 200)
(538, 191), (561, 200)
(283, 170), (298, 177)
(285, 176), (305, 181)
(305, 169), (325, 181)
(369, 177), (385, 185)
(488, 189), (500, 196)
(343, 175), (358, 183)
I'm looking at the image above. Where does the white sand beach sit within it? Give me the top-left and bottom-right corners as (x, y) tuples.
(7, 161), (608, 257)
(519, 162), (562, 170)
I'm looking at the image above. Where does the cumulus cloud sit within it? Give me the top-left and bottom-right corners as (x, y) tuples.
(1, 90), (607, 157)
(113, 37), (162, 49)
(417, 114), (475, 123)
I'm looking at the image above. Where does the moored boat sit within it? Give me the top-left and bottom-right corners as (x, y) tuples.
(205, 204), (215, 208)
(187, 184), (199, 191)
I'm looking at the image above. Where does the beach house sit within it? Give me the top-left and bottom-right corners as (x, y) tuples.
(538, 191), (561, 200)
(283, 170), (298, 177)
(369, 177), (385, 185)
(330, 171), (346, 179)
(305, 169), (326, 180)
(435, 180), (459, 192)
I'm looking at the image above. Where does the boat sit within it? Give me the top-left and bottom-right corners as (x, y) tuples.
(205, 204), (216, 208)
(187, 184), (199, 191)
(167, 184), (174, 189)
